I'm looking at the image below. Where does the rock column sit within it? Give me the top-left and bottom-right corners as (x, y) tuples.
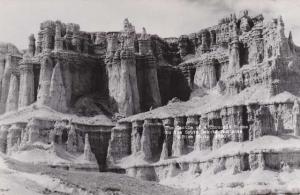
(0, 56), (5, 92)
(28, 34), (36, 57)
(27, 118), (41, 144)
(6, 70), (19, 112)
(195, 114), (211, 150)
(106, 32), (119, 55)
(0, 55), (13, 114)
(172, 116), (186, 156)
(227, 107), (240, 142)
(138, 28), (161, 110)
(67, 124), (77, 153)
(293, 100), (300, 136)
(119, 48), (140, 116)
(149, 119), (163, 158)
(84, 134), (96, 161)
(18, 59), (34, 108)
(228, 28), (240, 75)
(36, 31), (43, 54)
(162, 118), (174, 157)
(37, 56), (53, 106)
(160, 141), (168, 160)
(43, 26), (54, 51)
(141, 119), (152, 160)
(49, 62), (68, 112)
(200, 30), (210, 53)
(253, 106), (275, 138)
(54, 21), (63, 51)
(0, 125), (9, 153)
(186, 115), (199, 152)
(7, 124), (22, 154)
(144, 54), (161, 109)
(106, 121), (131, 165)
(205, 59), (217, 89)
(247, 103), (259, 141)
(131, 120), (143, 154)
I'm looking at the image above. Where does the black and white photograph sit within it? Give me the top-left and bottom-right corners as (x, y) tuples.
(0, 0), (300, 194)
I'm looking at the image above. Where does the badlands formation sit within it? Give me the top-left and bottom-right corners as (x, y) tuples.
(1, 10), (300, 194)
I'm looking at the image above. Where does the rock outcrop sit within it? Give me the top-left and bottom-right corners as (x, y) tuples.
(1, 11), (300, 194)
(49, 62), (68, 112)
(83, 134), (96, 162)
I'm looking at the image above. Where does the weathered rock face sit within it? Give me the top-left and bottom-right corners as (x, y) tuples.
(104, 20), (190, 116)
(293, 100), (300, 136)
(106, 122), (131, 165)
(103, 14), (300, 186)
(37, 56), (53, 106)
(0, 55), (20, 113)
(3, 12), (300, 189)
(0, 125), (9, 153)
(84, 134), (96, 161)
(172, 116), (186, 156)
(118, 48), (140, 116)
(141, 119), (153, 160)
(162, 118), (174, 157)
(67, 124), (77, 153)
(18, 58), (35, 108)
(27, 118), (41, 144)
(7, 124), (23, 154)
(6, 72), (20, 112)
(49, 62), (68, 112)
(0, 18), (190, 120)
(136, 29), (161, 111)
(131, 120), (143, 154)
(160, 141), (168, 160)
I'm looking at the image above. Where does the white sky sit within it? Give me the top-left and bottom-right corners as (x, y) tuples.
(0, 0), (300, 49)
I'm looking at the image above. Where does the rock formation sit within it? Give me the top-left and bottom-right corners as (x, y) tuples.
(49, 62), (68, 112)
(101, 12), (300, 193)
(160, 141), (168, 160)
(83, 134), (96, 162)
(67, 123), (77, 153)
(0, 11), (300, 193)
(293, 100), (300, 136)
(18, 55), (34, 108)
(141, 120), (152, 160)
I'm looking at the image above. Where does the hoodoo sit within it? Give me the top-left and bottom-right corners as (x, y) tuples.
(0, 10), (300, 194)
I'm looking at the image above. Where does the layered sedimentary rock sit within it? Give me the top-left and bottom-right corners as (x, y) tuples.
(106, 122), (131, 165)
(6, 71), (20, 112)
(6, 124), (23, 154)
(141, 120), (152, 160)
(0, 55), (20, 113)
(67, 123), (77, 153)
(119, 48), (140, 116)
(103, 11), (300, 187)
(293, 100), (300, 136)
(172, 116), (186, 156)
(84, 134), (96, 161)
(2, 11), (300, 192)
(137, 29), (161, 110)
(18, 56), (35, 108)
(0, 18), (188, 120)
(49, 62), (68, 112)
(0, 125), (9, 153)
(131, 120), (143, 154)
(37, 56), (53, 107)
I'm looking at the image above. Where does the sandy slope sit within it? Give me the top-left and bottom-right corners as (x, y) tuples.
(0, 154), (74, 195)
(0, 154), (185, 195)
